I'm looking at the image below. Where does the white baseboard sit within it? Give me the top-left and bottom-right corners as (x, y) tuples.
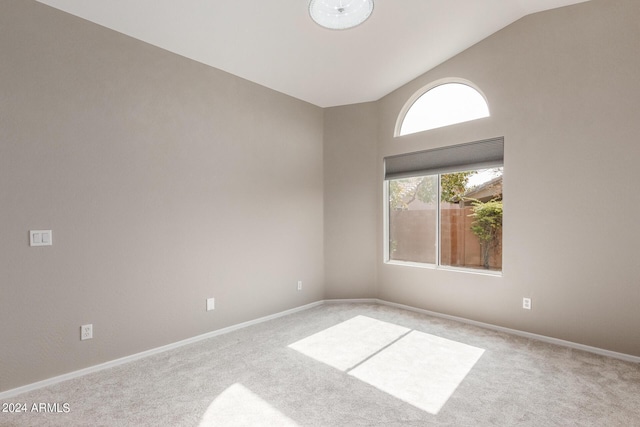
(0, 300), (324, 400)
(323, 298), (378, 304)
(2, 298), (637, 400)
(374, 299), (640, 364)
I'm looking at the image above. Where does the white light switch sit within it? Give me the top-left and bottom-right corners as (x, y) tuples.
(206, 297), (215, 311)
(30, 230), (52, 247)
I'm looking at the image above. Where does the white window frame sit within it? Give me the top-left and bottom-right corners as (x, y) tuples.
(383, 170), (503, 277)
(394, 78), (490, 137)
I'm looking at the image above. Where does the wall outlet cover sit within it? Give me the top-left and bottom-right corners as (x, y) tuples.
(81, 324), (93, 340)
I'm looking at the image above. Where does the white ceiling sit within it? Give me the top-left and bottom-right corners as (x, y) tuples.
(36, 0), (589, 108)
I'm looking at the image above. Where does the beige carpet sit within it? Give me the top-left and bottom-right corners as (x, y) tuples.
(1, 302), (639, 426)
(289, 315), (485, 414)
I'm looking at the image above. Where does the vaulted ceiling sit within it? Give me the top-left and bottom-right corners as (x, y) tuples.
(36, 0), (589, 107)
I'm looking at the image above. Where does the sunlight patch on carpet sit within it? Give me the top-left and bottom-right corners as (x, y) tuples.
(199, 383), (298, 427)
(288, 315), (409, 371)
(289, 316), (485, 415)
(349, 330), (485, 414)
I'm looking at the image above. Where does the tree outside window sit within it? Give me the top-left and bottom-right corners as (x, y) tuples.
(388, 168), (502, 271)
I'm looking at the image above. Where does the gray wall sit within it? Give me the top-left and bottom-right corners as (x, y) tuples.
(324, 103), (379, 299)
(371, 0), (640, 356)
(1, 1), (324, 392)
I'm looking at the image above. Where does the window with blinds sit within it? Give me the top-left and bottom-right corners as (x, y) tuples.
(384, 138), (504, 273)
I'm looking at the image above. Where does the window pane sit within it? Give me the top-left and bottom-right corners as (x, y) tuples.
(388, 176), (437, 264)
(440, 168), (503, 271)
(399, 83), (490, 136)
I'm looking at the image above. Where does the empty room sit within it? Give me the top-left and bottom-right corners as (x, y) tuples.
(1, 0), (639, 425)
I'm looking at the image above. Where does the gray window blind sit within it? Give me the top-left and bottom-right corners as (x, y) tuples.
(384, 137), (504, 180)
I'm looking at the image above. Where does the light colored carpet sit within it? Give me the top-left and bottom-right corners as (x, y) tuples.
(1, 302), (639, 426)
(198, 383), (298, 426)
(288, 315), (485, 414)
(288, 315), (410, 371)
(348, 328), (485, 415)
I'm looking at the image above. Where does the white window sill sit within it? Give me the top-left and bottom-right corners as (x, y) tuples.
(384, 260), (503, 277)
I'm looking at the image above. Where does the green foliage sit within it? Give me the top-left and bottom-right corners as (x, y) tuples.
(389, 176), (436, 210)
(416, 176), (437, 204)
(440, 172), (474, 203)
(468, 199), (503, 269)
(389, 180), (405, 210)
(389, 172), (474, 210)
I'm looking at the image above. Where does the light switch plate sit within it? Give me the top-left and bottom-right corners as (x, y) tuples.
(30, 230), (52, 246)
(206, 297), (215, 311)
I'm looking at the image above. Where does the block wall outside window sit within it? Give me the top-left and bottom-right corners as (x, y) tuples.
(387, 168), (503, 272)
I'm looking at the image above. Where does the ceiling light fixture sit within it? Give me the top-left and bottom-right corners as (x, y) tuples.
(309, 0), (374, 30)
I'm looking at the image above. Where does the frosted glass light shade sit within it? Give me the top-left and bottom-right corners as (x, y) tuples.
(309, 0), (374, 30)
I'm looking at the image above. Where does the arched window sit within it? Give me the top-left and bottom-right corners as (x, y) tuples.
(397, 81), (490, 137)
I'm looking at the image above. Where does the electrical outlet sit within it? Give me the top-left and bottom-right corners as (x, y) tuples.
(81, 324), (93, 340)
(206, 297), (215, 311)
(297, 280), (302, 291)
(523, 298), (532, 310)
